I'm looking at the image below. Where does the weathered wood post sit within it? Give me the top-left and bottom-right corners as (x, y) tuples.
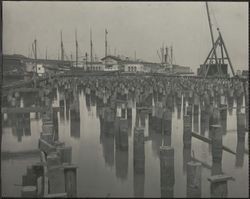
(47, 152), (61, 168)
(186, 162), (202, 198)
(160, 146), (175, 198)
(162, 109), (172, 146)
(236, 91), (243, 114)
(219, 104), (227, 135)
(193, 104), (199, 133)
(210, 180), (228, 198)
(211, 125), (222, 168)
(22, 166), (37, 186)
(209, 108), (220, 134)
(52, 107), (59, 141)
(133, 127), (145, 197)
(235, 112), (246, 167)
(235, 134), (245, 168)
(237, 113), (246, 140)
(57, 146), (72, 164)
(64, 166), (77, 197)
(183, 115), (192, 148)
(208, 124), (231, 198)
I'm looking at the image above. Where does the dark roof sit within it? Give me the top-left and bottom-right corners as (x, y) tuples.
(100, 55), (122, 61)
(86, 61), (103, 64)
(3, 54), (29, 60)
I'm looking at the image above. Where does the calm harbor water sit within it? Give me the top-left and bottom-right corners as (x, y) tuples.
(1, 77), (249, 198)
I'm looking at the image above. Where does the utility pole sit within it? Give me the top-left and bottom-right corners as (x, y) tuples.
(75, 29), (78, 67)
(205, 2), (220, 76)
(61, 31), (64, 61)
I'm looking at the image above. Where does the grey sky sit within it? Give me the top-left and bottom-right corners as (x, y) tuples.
(3, 1), (248, 71)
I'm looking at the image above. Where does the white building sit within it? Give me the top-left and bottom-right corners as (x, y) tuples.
(124, 63), (144, 72)
(86, 62), (105, 71)
(36, 64), (45, 77)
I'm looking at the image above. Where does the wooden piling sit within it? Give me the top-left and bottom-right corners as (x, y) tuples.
(47, 152), (61, 168)
(133, 127), (145, 173)
(64, 167), (77, 197)
(183, 115), (192, 148)
(235, 138), (245, 168)
(211, 125), (222, 163)
(159, 146), (175, 198)
(237, 113), (246, 139)
(186, 162), (202, 198)
(57, 146), (72, 164)
(219, 104), (227, 135)
(162, 109), (172, 136)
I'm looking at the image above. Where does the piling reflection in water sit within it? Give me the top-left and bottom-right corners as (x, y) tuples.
(235, 113), (246, 167)
(183, 114), (192, 174)
(99, 107), (115, 168)
(115, 117), (129, 181)
(133, 127), (145, 197)
(4, 113), (32, 142)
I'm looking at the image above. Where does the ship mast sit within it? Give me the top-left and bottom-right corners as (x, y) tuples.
(60, 31), (64, 61)
(90, 28), (93, 65)
(75, 29), (78, 67)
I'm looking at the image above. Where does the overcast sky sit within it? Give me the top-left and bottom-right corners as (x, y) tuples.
(3, 1), (248, 71)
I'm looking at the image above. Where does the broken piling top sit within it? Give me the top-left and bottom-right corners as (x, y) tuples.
(210, 124), (221, 129)
(187, 161), (201, 167)
(119, 118), (129, 131)
(159, 145), (174, 157)
(47, 151), (61, 168)
(210, 124), (222, 138)
(208, 174), (233, 183)
(21, 186), (37, 198)
(134, 126), (144, 135)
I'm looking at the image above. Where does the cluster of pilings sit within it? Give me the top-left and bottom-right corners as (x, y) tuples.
(21, 106), (77, 198)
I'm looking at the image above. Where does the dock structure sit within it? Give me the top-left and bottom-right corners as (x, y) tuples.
(21, 108), (77, 198)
